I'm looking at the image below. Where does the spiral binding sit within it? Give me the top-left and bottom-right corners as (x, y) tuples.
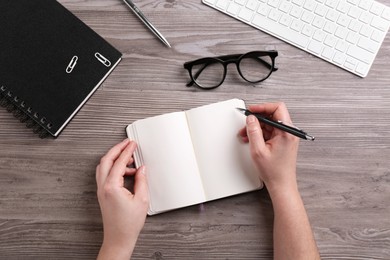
(0, 85), (51, 138)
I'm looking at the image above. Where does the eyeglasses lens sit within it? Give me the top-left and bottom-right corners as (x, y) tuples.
(239, 55), (273, 83)
(191, 61), (225, 88)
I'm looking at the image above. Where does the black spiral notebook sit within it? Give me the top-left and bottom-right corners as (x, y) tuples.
(0, 0), (122, 138)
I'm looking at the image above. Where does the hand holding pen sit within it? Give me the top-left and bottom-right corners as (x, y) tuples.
(238, 102), (303, 189)
(237, 105), (315, 141)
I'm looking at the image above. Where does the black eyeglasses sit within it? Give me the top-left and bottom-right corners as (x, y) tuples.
(183, 50), (278, 90)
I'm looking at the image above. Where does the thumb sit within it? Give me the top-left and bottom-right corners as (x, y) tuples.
(246, 115), (266, 156)
(134, 166), (149, 204)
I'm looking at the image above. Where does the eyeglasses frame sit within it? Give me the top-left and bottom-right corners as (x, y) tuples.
(183, 50), (278, 90)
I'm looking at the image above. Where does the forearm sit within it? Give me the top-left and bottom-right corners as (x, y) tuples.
(269, 185), (320, 260)
(97, 240), (135, 260)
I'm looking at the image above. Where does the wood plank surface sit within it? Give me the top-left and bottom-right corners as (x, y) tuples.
(1, 0), (389, 259)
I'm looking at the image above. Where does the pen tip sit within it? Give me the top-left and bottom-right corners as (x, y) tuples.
(236, 108), (247, 115)
(306, 135), (315, 141)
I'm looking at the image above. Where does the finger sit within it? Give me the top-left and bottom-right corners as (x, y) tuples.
(238, 126), (248, 137)
(248, 102), (292, 123)
(246, 115), (266, 156)
(134, 166), (149, 205)
(106, 141), (137, 186)
(237, 127), (249, 143)
(96, 139), (130, 188)
(124, 167), (137, 176)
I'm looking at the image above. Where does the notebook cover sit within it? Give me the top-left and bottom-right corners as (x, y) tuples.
(0, 0), (122, 137)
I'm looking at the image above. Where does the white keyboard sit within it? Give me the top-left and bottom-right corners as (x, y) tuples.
(203, 0), (390, 77)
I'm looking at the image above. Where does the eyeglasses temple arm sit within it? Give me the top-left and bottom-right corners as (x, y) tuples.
(186, 61), (216, 87)
(255, 57), (278, 71)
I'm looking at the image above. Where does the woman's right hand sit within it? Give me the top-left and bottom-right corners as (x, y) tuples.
(239, 102), (300, 195)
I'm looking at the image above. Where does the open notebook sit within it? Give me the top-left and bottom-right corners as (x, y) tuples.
(126, 99), (263, 215)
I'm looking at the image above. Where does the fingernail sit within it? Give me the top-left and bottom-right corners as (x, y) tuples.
(140, 166), (146, 175)
(247, 115), (256, 123)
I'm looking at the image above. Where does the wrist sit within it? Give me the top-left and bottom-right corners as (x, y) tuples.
(265, 180), (300, 203)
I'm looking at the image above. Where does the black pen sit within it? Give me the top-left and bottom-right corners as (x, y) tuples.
(236, 108), (315, 141)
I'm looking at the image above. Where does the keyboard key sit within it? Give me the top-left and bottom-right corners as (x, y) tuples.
(337, 1), (350, 14)
(268, 0), (280, 8)
(335, 26), (348, 39)
(359, 12), (373, 24)
(313, 29), (327, 41)
(322, 46), (334, 59)
(370, 2), (383, 15)
(356, 62), (369, 75)
(324, 21), (337, 34)
(359, 0), (372, 11)
(315, 4), (328, 16)
(324, 34), (337, 47)
(269, 9), (282, 21)
(371, 16), (388, 31)
(360, 24), (373, 37)
(239, 8), (254, 21)
(348, 20), (362, 32)
(290, 6), (303, 18)
(258, 4), (271, 16)
(333, 51), (346, 64)
(280, 14), (293, 26)
(216, 0), (229, 10)
(335, 39), (349, 52)
(302, 24), (315, 36)
(279, 2), (292, 13)
(304, 0), (317, 12)
(346, 32), (359, 44)
(337, 15), (351, 27)
(344, 57), (358, 70)
(382, 8), (390, 20)
(227, 3), (240, 15)
(313, 16), (326, 28)
(371, 29), (386, 42)
(348, 6), (361, 19)
(347, 45), (374, 64)
(302, 10), (314, 23)
(246, 0), (258, 11)
(358, 37), (379, 53)
(326, 9), (339, 21)
(291, 19), (304, 31)
(326, 0), (338, 9)
(308, 40), (323, 54)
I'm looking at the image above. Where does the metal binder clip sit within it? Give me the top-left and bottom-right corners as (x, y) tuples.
(66, 56), (78, 73)
(95, 53), (111, 67)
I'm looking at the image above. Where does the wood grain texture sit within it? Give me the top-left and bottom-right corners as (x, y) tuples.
(1, 0), (390, 259)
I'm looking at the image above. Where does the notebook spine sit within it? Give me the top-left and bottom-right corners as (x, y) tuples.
(0, 85), (51, 138)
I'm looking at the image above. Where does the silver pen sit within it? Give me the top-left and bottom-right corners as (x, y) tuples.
(123, 0), (171, 48)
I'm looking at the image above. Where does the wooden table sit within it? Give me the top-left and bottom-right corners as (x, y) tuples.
(1, 0), (389, 259)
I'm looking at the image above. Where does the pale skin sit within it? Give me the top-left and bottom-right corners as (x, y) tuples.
(239, 102), (320, 260)
(96, 139), (149, 259)
(96, 102), (320, 260)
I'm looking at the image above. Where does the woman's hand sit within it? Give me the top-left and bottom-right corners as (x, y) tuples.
(96, 139), (149, 260)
